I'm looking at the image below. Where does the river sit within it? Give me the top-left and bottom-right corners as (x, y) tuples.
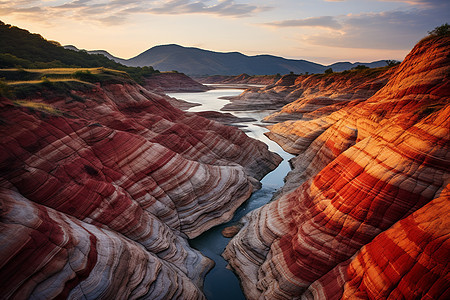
(166, 87), (293, 300)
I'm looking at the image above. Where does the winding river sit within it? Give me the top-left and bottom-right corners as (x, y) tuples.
(167, 87), (293, 300)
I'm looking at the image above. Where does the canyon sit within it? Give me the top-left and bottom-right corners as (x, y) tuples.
(0, 71), (281, 299)
(223, 35), (449, 299)
(0, 24), (449, 300)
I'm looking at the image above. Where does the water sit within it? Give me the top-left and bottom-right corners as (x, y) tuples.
(166, 88), (293, 300)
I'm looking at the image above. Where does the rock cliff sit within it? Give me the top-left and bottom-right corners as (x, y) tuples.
(0, 75), (281, 298)
(223, 35), (449, 299)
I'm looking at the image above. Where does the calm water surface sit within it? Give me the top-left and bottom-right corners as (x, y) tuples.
(166, 88), (293, 300)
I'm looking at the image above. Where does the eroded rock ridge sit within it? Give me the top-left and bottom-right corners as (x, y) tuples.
(0, 76), (281, 298)
(224, 36), (449, 299)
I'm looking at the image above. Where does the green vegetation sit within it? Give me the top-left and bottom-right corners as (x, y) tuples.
(0, 67), (132, 83)
(0, 78), (11, 98)
(385, 60), (401, 67)
(0, 67), (137, 101)
(311, 64), (392, 79)
(420, 23), (450, 43)
(324, 68), (333, 74)
(13, 100), (62, 116)
(428, 23), (450, 37)
(0, 21), (159, 83)
(352, 65), (369, 70)
(72, 70), (100, 82)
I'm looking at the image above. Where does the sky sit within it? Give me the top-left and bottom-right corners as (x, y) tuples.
(0, 0), (448, 64)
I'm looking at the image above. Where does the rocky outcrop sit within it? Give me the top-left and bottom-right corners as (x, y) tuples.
(195, 111), (256, 128)
(196, 74), (281, 85)
(140, 72), (210, 110)
(223, 36), (450, 299)
(0, 76), (281, 298)
(221, 68), (393, 113)
(141, 72), (209, 93)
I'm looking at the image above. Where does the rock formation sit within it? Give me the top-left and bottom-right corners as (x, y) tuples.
(196, 74), (281, 85)
(141, 72), (209, 93)
(0, 74), (282, 298)
(221, 68), (394, 113)
(195, 111), (256, 128)
(224, 35), (449, 299)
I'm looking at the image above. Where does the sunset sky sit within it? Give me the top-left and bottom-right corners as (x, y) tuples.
(1, 0), (448, 64)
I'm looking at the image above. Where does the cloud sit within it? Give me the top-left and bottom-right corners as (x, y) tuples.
(377, 0), (449, 7)
(144, 0), (271, 17)
(263, 16), (342, 30)
(264, 1), (449, 51)
(0, 0), (271, 25)
(307, 8), (448, 50)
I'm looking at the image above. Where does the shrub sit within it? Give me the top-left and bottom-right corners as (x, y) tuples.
(352, 65), (369, 70)
(385, 60), (401, 67)
(0, 78), (11, 98)
(428, 23), (450, 37)
(72, 70), (99, 82)
(324, 68), (333, 74)
(41, 76), (52, 87)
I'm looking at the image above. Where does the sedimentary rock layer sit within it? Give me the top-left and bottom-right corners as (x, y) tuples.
(0, 189), (206, 300)
(142, 72), (209, 93)
(196, 73), (281, 85)
(224, 36), (450, 299)
(0, 76), (281, 298)
(302, 182), (450, 299)
(221, 68), (393, 113)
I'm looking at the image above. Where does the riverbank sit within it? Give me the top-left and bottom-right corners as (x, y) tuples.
(167, 88), (294, 300)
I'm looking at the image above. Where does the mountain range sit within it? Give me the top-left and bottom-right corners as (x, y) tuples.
(65, 44), (389, 76)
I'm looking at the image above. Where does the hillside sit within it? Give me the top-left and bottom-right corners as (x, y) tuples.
(0, 21), (158, 82)
(64, 45), (129, 66)
(97, 44), (388, 76)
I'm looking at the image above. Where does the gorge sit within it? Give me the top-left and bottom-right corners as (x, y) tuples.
(223, 34), (449, 299)
(0, 24), (449, 300)
(166, 87), (294, 300)
(0, 70), (282, 299)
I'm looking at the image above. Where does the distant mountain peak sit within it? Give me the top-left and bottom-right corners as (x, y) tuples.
(66, 43), (389, 76)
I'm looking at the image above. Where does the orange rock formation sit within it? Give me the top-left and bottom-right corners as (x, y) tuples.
(224, 35), (449, 299)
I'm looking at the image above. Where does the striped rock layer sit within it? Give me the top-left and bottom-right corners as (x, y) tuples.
(0, 78), (281, 298)
(196, 73), (281, 85)
(221, 67), (393, 113)
(223, 36), (450, 299)
(141, 72), (209, 94)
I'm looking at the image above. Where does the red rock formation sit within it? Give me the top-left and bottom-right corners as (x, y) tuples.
(221, 67), (393, 113)
(303, 182), (450, 300)
(0, 75), (281, 298)
(224, 36), (450, 299)
(0, 189), (207, 299)
(142, 72), (209, 93)
(196, 74), (281, 85)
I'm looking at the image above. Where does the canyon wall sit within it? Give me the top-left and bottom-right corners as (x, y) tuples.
(224, 36), (449, 299)
(0, 76), (281, 298)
